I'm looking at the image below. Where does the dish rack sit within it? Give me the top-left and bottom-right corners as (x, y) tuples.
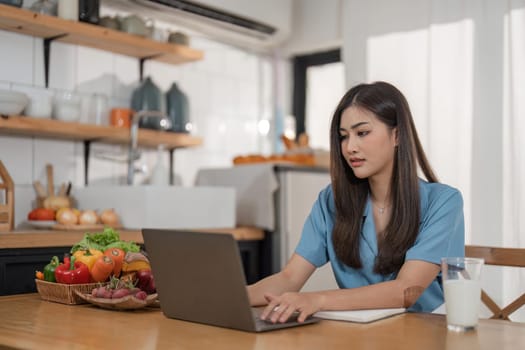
(0, 160), (14, 231)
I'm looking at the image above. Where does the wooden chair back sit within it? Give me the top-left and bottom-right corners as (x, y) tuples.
(0, 160), (14, 231)
(465, 245), (525, 320)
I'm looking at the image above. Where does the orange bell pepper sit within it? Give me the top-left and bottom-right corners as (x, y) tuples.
(72, 249), (103, 271)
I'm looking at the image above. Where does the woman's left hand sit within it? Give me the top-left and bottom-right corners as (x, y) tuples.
(261, 291), (324, 323)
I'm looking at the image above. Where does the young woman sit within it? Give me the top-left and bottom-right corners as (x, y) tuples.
(247, 81), (464, 323)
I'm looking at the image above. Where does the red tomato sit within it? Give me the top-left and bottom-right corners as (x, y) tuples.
(28, 209), (38, 220)
(28, 208), (56, 221)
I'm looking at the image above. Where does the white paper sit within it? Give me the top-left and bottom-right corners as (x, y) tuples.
(314, 308), (406, 323)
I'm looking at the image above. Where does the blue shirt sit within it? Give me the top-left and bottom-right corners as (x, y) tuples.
(295, 179), (465, 312)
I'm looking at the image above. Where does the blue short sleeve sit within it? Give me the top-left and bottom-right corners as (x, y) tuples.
(405, 185), (465, 264)
(295, 186), (334, 267)
(292, 180), (464, 312)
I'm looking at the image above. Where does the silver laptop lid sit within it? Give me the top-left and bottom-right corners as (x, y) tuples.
(143, 229), (257, 332)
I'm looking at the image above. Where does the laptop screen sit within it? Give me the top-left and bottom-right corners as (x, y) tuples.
(142, 229), (257, 331)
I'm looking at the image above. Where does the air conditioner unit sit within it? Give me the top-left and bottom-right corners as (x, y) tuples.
(102, 0), (293, 52)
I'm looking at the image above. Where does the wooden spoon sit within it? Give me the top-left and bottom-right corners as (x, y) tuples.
(33, 180), (47, 198)
(46, 164), (54, 196)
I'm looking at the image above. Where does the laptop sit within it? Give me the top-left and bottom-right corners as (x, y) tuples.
(142, 229), (320, 332)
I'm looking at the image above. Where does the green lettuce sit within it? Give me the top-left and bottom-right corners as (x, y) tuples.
(70, 227), (140, 254)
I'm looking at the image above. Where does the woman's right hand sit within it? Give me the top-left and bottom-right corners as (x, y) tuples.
(260, 291), (325, 323)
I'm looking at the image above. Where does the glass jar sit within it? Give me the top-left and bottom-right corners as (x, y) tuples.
(30, 0), (58, 16)
(79, 0), (100, 24)
(57, 0), (78, 21)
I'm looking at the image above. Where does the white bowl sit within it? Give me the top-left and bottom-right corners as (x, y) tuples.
(0, 89), (29, 115)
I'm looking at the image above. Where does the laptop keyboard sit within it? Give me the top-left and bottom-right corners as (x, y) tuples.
(256, 312), (300, 322)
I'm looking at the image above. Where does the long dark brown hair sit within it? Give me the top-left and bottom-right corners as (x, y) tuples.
(330, 81), (437, 275)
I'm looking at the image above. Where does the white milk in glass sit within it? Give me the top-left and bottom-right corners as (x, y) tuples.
(444, 279), (481, 327)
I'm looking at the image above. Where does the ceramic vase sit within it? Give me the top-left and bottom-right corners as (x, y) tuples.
(166, 82), (190, 133)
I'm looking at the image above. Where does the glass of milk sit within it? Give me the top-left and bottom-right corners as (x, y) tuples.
(441, 257), (484, 332)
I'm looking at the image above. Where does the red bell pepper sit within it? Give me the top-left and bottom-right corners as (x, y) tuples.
(54, 256), (91, 284)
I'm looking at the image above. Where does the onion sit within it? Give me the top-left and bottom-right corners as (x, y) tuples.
(56, 208), (78, 225)
(100, 208), (120, 226)
(78, 209), (98, 225)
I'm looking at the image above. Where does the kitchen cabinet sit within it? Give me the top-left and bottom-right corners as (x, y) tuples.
(0, 246), (71, 295)
(0, 227), (266, 295)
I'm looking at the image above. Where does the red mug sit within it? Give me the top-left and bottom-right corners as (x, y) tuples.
(110, 108), (133, 128)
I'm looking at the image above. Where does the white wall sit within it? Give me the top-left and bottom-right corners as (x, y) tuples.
(0, 4), (274, 226)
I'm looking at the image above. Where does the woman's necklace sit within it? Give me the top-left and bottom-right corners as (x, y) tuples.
(372, 200), (390, 215)
(376, 205), (387, 214)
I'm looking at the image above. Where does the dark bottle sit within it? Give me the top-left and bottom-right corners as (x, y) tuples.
(131, 77), (164, 130)
(166, 82), (190, 133)
(0, 0), (23, 7)
(79, 0), (100, 24)
(131, 77), (163, 112)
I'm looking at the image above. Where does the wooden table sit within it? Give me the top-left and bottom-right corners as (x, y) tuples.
(0, 294), (524, 350)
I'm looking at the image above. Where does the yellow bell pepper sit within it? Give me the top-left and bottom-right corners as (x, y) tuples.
(72, 249), (103, 271)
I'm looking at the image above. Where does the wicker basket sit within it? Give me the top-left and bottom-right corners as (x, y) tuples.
(35, 279), (101, 305)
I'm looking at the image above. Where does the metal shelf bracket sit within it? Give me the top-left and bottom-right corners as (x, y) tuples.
(139, 54), (163, 81)
(43, 33), (68, 88)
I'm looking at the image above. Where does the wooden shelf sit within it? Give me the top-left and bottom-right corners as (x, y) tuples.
(0, 227), (264, 248)
(0, 4), (203, 65)
(0, 115), (202, 150)
(0, 5), (204, 184)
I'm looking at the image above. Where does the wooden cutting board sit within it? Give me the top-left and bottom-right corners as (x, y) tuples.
(52, 224), (122, 231)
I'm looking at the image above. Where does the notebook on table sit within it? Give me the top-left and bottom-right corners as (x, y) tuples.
(314, 308), (406, 323)
(142, 229), (320, 332)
